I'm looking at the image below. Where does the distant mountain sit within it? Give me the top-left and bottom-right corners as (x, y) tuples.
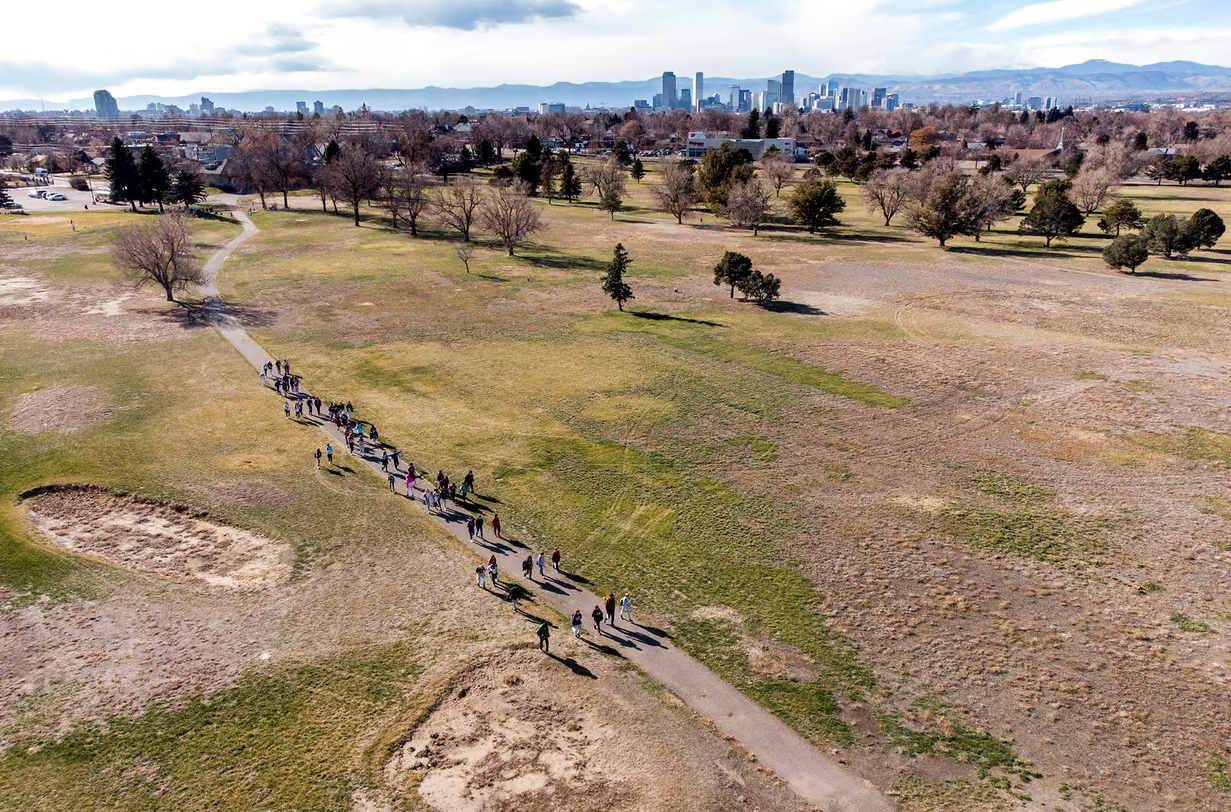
(5, 61), (1231, 114)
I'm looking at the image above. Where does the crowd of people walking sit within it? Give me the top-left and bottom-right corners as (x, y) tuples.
(265, 357), (638, 655)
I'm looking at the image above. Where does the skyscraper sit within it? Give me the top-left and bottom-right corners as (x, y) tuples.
(662, 72), (678, 109)
(679, 89), (692, 110)
(729, 85), (741, 110)
(314, 100), (324, 115)
(296, 101), (309, 115)
(763, 79), (782, 111)
(695, 72), (704, 112)
(872, 87), (887, 109)
(200, 96), (215, 115)
(781, 70), (795, 109)
(93, 89), (119, 119)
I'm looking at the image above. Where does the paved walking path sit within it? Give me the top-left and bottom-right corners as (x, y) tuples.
(201, 210), (896, 812)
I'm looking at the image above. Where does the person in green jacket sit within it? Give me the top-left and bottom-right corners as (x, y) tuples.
(536, 622), (550, 653)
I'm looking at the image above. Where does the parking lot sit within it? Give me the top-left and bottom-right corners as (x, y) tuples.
(3, 178), (111, 213)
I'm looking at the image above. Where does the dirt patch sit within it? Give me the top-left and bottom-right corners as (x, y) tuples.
(8, 385), (117, 434)
(385, 650), (806, 812)
(0, 275), (53, 306)
(23, 486), (292, 590)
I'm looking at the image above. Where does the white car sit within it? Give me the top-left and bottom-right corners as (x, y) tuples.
(47, 193), (68, 201)
(27, 190), (42, 198)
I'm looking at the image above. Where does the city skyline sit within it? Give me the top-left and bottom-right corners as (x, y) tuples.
(1, 0), (1229, 101)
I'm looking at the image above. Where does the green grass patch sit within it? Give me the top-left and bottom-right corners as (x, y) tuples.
(1135, 581), (1163, 595)
(1208, 755), (1231, 793)
(1075, 371), (1109, 381)
(970, 471), (1055, 503)
(877, 712), (1033, 781)
(890, 772), (1012, 812)
(1130, 428), (1231, 468)
(725, 435), (778, 462)
(0, 643), (421, 812)
(1170, 611), (1212, 633)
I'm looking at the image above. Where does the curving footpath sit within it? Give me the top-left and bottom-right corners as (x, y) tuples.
(201, 210), (897, 812)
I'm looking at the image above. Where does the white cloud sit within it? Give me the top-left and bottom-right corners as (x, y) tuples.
(991, 0), (1151, 30)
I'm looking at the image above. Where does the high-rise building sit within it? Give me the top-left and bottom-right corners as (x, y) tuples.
(93, 89), (119, 119)
(662, 72), (678, 109)
(695, 72), (704, 112)
(885, 93), (899, 113)
(825, 79), (840, 97)
(296, 101), (309, 115)
(761, 79), (781, 112)
(781, 70), (795, 108)
(538, 102), (566, 114)
(313, 100), (324, 115)
(1013, 91), (1023, 105)
(200, 96), (215, 115)
(729, 85), (741, 110)
(679, 89), (692, 110)
(872, 87), (887, 109)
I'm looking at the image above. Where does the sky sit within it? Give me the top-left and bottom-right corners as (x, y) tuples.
(1, 0), (1228, 101)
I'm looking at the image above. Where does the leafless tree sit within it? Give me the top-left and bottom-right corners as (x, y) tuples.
(861, 167), (914, 226)
(479, 182), (544, 256)
(434, 177), (484, 241)
(331, 142), (383, 226)
(965, 174), (1020, 240)
(649, 159), (698, 224)
(582, 157), (626, 200)
(229, 133), (274, 209)
(760, 150), (795, 196)
(1068, 167), (1120, 216)
(380, 163), (432, 234)
(454, 243), (475, 273)
(112, 213), (203, 302)
(1004, 155), (1049, 192)
(726, 178), (772, 235)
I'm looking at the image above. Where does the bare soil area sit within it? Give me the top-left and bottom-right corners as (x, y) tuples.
(386, 650), (806, 812)
(8, 385), (117, 434)
(23, 486), (293, 589)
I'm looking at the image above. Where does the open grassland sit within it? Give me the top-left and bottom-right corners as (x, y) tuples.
(220, 172), (1231, 810)
(0, 210), (806, 812)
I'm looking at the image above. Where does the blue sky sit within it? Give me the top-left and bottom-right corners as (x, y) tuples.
(2, 0), (1229, 100)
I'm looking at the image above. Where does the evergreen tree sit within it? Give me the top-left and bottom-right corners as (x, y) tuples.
(1132, 132), (1148, 151)
(712, 251), (752, 298)
(601, 243), (634, 310)
(104, 136), (140, 211)
(899, 148), (919, 170)
(171, 171), (206, 209)
(323, 139), (341, 163)
(788, 178), (846, 233)
(1018, 180), (1085, 247)
(1142, 213), (1199, 258)
(511, 151), (541, 195)
(737, 269), (781, 303)
(560, 160), (581, 202)
(696, 142), (754, 212)
(1190, 208), (1226, 249)
(599, 187), (623, 219)
(540, 155), (558, 203)
(630, 158), (646, 183)
(0, 179), (11, 208)
(764, 114), (780, 139)
(458, 145), (475, 172)
(1204, 155), (1231, 186)
(138, 146), (169, 212)
(1097, 199), (1144, 236)
(861, 129), (873, 151)
(740, 109), (761, 139)
(906, 172), (973, 248)
(1102, 234), (1150, 274)
(525, 134), (542, 161)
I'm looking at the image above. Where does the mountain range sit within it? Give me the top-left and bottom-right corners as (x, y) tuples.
(5, 60), (1231, 114)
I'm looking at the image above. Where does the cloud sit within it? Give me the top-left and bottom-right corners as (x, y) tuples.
(330, 0), (582, 30)
(990, 0), (1151, 30)
(234, 23), (317, 56)
(0, 60), (242, 99)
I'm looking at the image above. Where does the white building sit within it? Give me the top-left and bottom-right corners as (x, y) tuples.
(685, 132), (796, 159)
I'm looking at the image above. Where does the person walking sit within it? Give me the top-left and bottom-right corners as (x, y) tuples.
(315, 448), (322, 468)
(536, 621), (550, 654)
(326, 444), (333, 465)
(387, 472), (396, 492)
(475, 513), (484, 540)
(572, 610), (584, 638)
(508, 583), (524, 613)
(488, 560), (499, 586)
(522, 555), (533, 581)
(463, 470), (475, 494)
(283, 402), (291, 419)
(492, 513), (502, 539)
(405, 470), (415, 496)
(604, 593), (617, 627)
(591, 605), (604, 636)
(260, 369), (266, 387)
(466, 516), (476, 540)
(620, 593), (633, 623)
(536, 551), (545, 577)
(476, 564), (487, 589)
(391, 449), (400, 469)
(380, 451), (389, 471)
(551, 549), (561, 573)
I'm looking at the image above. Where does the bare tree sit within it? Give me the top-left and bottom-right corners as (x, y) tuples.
(229, 133), (274, 209)
(331, 142), (383, 226)
(454, 243), (475, 273)
(861, 167), (913, 226)
(1004, 155), (1049, 192)
(434, 177), (484, 241)
(759, 150), (795, 196)
(965, 174), (1020, 240)
(112, 213), (203, 302)
(582, 157), (627, 200)
(380, 163), (432, 234)
(1068, 167), (1119, 216)
(726, 178), (772, 235)
(649, 160), (698, 224)
(479, 182), (544, 255)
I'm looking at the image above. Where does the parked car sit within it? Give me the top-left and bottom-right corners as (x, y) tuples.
(27, 190), (44, 198)
(1, 201), (23, 210)
(47, 193), (68, 201)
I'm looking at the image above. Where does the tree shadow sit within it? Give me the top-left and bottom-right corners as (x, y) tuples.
(1132, 270), (1216, 281)
(157, 300), (277, 329)
(1178, 251), (1231, 267)
(759, 300), (826, 316)
(628, 311), (725, 327)
(520, 250), (608, 272)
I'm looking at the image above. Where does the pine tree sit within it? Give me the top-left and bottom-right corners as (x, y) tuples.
(713, 251), (752, 298)
(630, 159), (646, 183)
(1018, 181), (1085, 247)
(740, 109), (761, 139)
(764, 114), (780, 139)
(1190, 208), (1226, 249)
(601, 243), (634, 311)
(138, 146), (169, 212)
(599, 187), (623, 219)
(1102, 234), (1149, 274)
(560, 161), (581, 202)
(104, 136), (140, 211)
(171, 170), (206, 208)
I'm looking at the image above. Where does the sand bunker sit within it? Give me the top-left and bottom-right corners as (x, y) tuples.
(24, 486), (292, 589)
(8, 384), (116, 434)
